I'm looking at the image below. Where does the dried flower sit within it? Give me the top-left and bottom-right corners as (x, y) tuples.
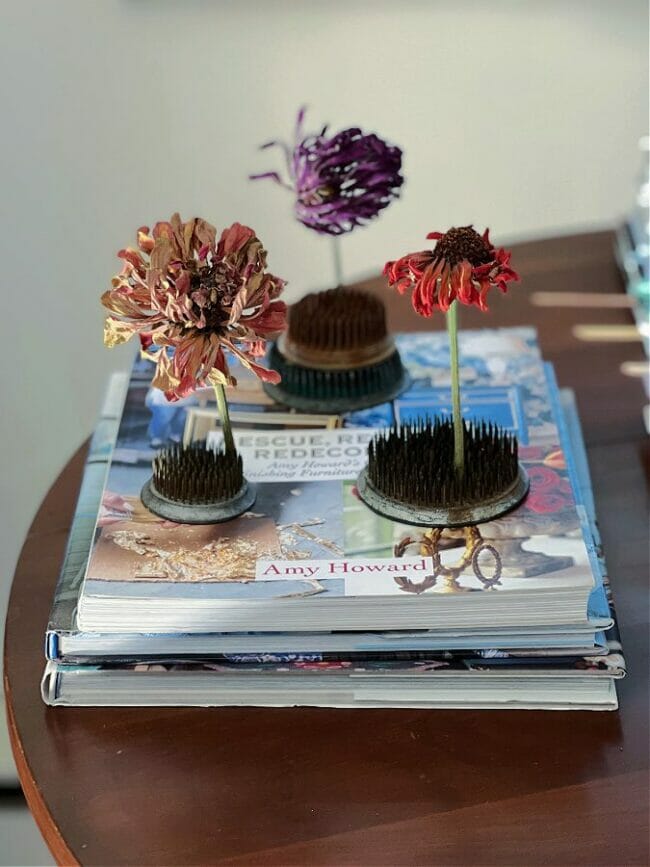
(250, 107), (403, 236)
(102, 214), (287, 400)
(384, 225), (519, 317)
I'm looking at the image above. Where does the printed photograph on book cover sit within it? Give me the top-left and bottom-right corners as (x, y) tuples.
(84, 329), (596, 599)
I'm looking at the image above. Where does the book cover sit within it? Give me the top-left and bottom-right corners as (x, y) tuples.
(46, 381), (614, 661)
(78, 328), (602, 618)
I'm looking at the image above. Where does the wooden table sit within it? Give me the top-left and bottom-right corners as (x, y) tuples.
(5, 232), (649, 866)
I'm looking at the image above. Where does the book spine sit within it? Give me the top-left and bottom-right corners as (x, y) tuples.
(46, 373), (128, 643)
(40, 661), (59, 706)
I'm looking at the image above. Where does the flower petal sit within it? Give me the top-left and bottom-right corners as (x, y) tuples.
(103, 317), (135, 348)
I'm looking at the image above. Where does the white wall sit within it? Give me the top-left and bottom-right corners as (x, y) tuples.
(0, 0), (647, 749)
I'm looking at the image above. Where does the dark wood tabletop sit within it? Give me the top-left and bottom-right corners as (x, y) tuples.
(5, 231), (649, 866)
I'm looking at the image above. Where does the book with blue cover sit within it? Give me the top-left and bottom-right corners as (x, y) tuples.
(51, 328), (612, 639)
(46, 375), (612, 662)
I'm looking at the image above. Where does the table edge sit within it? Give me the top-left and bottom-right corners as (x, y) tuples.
(5, 670), (79, 866)
(3, 442), (89, 866)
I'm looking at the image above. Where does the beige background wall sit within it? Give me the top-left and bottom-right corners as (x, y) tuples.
(0, 0), (647, 776)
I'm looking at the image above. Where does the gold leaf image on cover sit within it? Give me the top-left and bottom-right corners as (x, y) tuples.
(90, 517), (281, 582)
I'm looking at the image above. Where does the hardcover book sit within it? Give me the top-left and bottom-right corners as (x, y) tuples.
(74, 329), (611, 635)
(46, 378), (612, 663)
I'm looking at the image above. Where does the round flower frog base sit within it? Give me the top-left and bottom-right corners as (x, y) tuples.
(263, 342), (410, 414)
(140, 440), (256, 524)
(141, 477), (256, 525)
(263, 286), (409, 413)
(356, 463), (529, 529)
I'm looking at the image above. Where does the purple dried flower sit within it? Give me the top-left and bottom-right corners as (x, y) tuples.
(250, 107), (404, 236)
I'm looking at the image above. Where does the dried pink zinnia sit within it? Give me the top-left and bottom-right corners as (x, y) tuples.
(102, 214), (287, 400)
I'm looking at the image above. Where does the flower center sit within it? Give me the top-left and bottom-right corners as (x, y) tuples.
(433, 226), (492, 267)
(189, 264), (237, 332)
(301, 184), (336, 206)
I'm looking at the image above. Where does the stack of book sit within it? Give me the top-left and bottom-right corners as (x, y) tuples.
(42, 328), (625, 710)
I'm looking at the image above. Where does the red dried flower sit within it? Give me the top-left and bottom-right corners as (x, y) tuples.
(383, 225), (519, 317)
(102, 214), (287, 400)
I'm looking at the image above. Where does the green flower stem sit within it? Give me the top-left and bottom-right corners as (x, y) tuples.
(214, 384), (236, 455)
(447, 300), (464, 475)
(331, 236), (344, 288)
